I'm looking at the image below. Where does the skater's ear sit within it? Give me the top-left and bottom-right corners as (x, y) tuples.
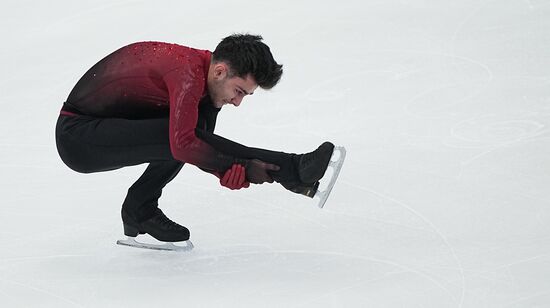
(212, 62), (230, 80)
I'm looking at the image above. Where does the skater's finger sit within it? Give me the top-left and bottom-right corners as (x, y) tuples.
(237, 165), (246, 187)
(247, 159), (276, 184)
(264, 163), (280, 171)
(229, 164), (238, 187)
(235, 164), (243, 186)
(234, 164), (245, 188)
(221, 166), (235, 189)
(232, 165), (240, 187)
(221, 168), (231, 186)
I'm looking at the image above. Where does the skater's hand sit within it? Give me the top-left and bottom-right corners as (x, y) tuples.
(245, 159), (280, 184)
(220, 164), (250, 190)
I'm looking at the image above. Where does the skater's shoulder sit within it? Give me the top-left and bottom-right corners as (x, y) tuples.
(120, 41), (210, 55)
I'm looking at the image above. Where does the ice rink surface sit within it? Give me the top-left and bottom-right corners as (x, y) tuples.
(1, 0), (549, 307)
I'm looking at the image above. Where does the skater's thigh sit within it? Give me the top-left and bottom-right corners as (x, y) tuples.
(56, 115), (174, 173)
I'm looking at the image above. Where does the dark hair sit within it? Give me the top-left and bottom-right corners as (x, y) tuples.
(212, 34), (283, 89)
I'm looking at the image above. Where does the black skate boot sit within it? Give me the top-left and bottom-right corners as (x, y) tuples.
(297, 142), (335, 183)
(122, 208), (190, 242)
(281, 181), (319, 198)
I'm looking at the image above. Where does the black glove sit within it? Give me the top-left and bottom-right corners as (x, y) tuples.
(242, 159), (281, 184)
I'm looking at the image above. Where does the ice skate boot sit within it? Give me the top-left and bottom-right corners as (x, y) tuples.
(297, 142), (335, 183)
(281, 181), (320, 198)
(296, 142), (347, 208)
(117, 208), (194, 251)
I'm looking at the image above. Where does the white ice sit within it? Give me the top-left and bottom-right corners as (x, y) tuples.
(1, 0), (549, 307)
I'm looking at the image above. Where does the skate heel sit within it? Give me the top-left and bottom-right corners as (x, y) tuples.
(307, 182), (320, 198)
(123, 223), (140, 237)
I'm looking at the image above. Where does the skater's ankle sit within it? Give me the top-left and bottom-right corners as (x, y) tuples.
(121, 207), (158, 224)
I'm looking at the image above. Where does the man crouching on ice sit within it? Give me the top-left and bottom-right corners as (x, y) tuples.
(55, 34), (340, 250)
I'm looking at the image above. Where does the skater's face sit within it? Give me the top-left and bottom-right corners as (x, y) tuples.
(208, 62), (258, 109)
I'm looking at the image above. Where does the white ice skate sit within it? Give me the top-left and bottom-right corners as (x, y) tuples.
(314, 146), (346, 208)
(116, 237), (194, 252)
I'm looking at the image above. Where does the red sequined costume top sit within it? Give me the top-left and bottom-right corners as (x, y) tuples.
(63, 41), (234, 172)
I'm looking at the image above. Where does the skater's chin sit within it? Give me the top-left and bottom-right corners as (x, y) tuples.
(212, 101), (225, 108)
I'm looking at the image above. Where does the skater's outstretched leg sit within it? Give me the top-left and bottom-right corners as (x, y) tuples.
(195, 129), (335, 197)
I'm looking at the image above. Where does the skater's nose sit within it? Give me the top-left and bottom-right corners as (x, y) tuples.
(231, 96), (243, 106)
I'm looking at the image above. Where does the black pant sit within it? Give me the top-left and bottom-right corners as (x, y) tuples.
(55, 112), (299, 222)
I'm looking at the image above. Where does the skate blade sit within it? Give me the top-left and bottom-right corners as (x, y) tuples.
(116, 237), (194, 252)
(315, 146), (346, 209)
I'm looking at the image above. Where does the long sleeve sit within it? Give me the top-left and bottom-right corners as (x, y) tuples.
(163, 61), (234, 172)
(63, 40), (242, 174)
